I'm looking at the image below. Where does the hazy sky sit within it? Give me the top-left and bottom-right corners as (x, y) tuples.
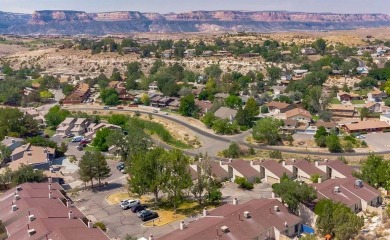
(1, 0), (390, 14)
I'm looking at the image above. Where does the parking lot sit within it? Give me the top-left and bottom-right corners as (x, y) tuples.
(364, 132), (390, 152)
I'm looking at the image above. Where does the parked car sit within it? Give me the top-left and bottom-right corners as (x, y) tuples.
(71, 136), (84, 142)
(120, 199), (140, 210)
(66, 133), (75, 138)
(77, 145), (83, 151)
(103, 106), (110, 110)
(152, 110), (158, 113)
(80, 138), (91, 144)
(117, 106), (124, 109)
(137, 209), (149, 218)
(140, 211), (159, 221)
(131, 204), (147, 213)
(356, 135), (366, 139)
(116, 162), (125, 170)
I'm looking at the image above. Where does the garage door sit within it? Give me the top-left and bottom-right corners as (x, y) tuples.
(267, 176), (279, 184)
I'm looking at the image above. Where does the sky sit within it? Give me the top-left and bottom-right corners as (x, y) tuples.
(1, 0), (390, 14)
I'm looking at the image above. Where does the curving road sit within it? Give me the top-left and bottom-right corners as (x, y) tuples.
(64, 105), (390, 157)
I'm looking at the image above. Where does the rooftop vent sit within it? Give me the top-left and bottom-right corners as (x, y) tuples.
(334, 186), (340, 193)
(355, 179), (363, 188)
(180, 221), (186, 230)
(221, 226), (229, 233)
(232, 198), (238, 205)
(16, 186), (22, 192)
(274, 205), (280, 212)
(243, 211), (250, 218)
(87, 220), (93, 229)
(27, 229), (36, 236)
(28, 214), (35, 222)
(14, 194), (20, 200)
(284, 222), (288, 227)
(12, 204), (18, 211)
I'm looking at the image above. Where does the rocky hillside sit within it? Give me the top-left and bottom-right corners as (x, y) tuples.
(1, 10), (390, 35)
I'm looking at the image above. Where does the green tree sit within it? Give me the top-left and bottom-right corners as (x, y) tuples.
(252, 118), (282, 145)
(179, 94), (197, 117)
(359, 107), (370, 121)
(0, 144), (11, 164)
(0, 108), (40, 139)
(107, 114), (129, 127)
(225, 95), (242, 109)
(39, 90), (54, 101)
(326, 134), (343, 153)
(267, 66), (282, 82)
(272, 179), (317, 213)
(310, 174), (321, 183)
(244, 97), (259, 121)
(45, 105), (71, 128)
(204, 64), (222, 79)
(222, 142), (241, 158)
(140, 93), (150, 105)
(234, 176), (254, 190)
(260, 105), (269, 113)
(129, 148), (167, 202)
(78, 151), (96, 188)
(61, 83), (75, 96)
(162, 149), (192, 211)
(315, 199), (364, 240)
(358, 154), (390, 190)
(313, 38), (327, 55)
(100, 88), (119, 106)
(11, 164), (46, 186)
(93, 152), (111, 185)
(202, 112), (216, 128)
(314, 126), (328, 147)
(92, 128), (112, 151)
(0, 167), (12, 188)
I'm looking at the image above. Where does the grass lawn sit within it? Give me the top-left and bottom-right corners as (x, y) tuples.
(44, 127), (56, 137)
(83, 146), (99, 152)
(351, 100), (365, 104)
(331, 98), (341, 104)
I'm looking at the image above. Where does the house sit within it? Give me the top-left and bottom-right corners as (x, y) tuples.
(214, 93), (229, 100)
(344, 120), (390, 133)
(367, 89), (387, 102)
(8, 144), (55, 171)
(122, 47), (141, 54)
(327, 104), (356, 118)
(281, 119), (298, 133)
(272, 86), (287, 96)
(70, 118), (89, 135)
(56, 118), (77, 135)
(282, 159), (326, 183)
(301, 47), (317, 55)
(220, 160), (260, 183)
(380, 105), (390, 114)
(251, 160), (293, 184)
(62, 83), (90, 104)
(0, 182), (109, 240)
(214, 107), (238, 121)
(357, 67), (369, 75)
(380, 113), (390, 124)
(195, 100), (213, 115)
(336, 91), (361, 102)
(292, 69), (309, 80)
(1, 136), (23, 151)
(313, 178), (382, 212)
(85, 122), (121, 139)
(315, 159), (354, 179)
(201, 50), (214, 57)
(158, 96), (174, 108)
(162, 49), (174, 58)
(266, 101), (295, 114)
(148, 81), (159, 92)
(285, 108), (312, 123)
(190, 160), (229, 182)
(315, 121), (337, 132)
(184, 49), (196, 58)
(158, 198), (302, 240)
(168, 97), (180, 111)
(364, 102), (381, 113)
(150, 95), (163, 107)
(23, 87), (37, 96)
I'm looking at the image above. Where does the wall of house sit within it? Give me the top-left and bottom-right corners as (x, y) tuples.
(253, 227), (275, 240)
(263, 169), (281, 184)
(298, 203), (317, 227)
(289, 115), (311, 123)
(331, 169), (348, 179)
(11, 151), (24, 161)
(231, 168), (244, 182)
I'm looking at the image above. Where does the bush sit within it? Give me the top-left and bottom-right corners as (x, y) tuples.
(222, 142), (241, 158)
(94, 222), (107, 231)
(234, 176), (254, 190)
(361, 141), (368, 147)
(269, 150), (282, 159)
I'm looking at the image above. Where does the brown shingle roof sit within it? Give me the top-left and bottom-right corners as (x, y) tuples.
(285, 108), (312, 119)
(315, 121), (336, 129)
(256, 160), (293, 178)
(286, 160), (325, 176)
(228, 160), (259, 178)
(318, 160), (353, 177)
(345, 120), (390, 131)
(266, 101), (291, 110)
(328, 104), (355, 111)
(158, 199), (301, 240)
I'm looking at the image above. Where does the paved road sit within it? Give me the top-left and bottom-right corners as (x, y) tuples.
(63, 105), (390, 157)
(351, 57), (366, 68)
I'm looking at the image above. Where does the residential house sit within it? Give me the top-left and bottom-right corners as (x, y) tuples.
(301, 47), (317, 55)
(272, 86), (287, 97)
(190, 160), (229, 182)
(336, 91), (361, 102)
(315, 121), (337, 132)
(122, 47), (141, 54)
(251, 160), (293, 184)
(157, 96), (174, 108)
(0, 182), (109, 240)
(364, 102), (381, 113)
(315, 160), (354, 179)
(56, 118), (77, 136)
(327, 104), (356, 118)
(344, 120), (390, 133)
(282, 159), (326, 183)
(214, 93), (229, 100)
(70, 118), (88, 135)
(313, 177), (382, 212)
(195, 100), (213, 115)
(292, 69), (309, 80)
(220, 160), (260, 183)
(150, 95), (163, 107)
(162, 49), (174, 59)
(367, 89), (387, 102)
(23, 87), (37, 96)
(168, 97), (180, 111)
(266, 101), (295, 114)
(85, 122), (121, 139)
(201, 50), (214, 57)
(380, 105), (390, 114)
(214, 107), (238, 121)
(184, 49), (196, 58)
(148, 81), (159, 92)
(8, 144), (55, 171)
(158, 198), (302, 240)
(285, 108), (312, 123)
(281, 119), (298, 133)
(1, 136), (23, 151)
(62, 83), (90, 104)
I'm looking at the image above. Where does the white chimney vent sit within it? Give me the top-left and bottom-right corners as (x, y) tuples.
(28, 214), (36, 222)
(221, 226), (229, 233)
(284, 222), (288, 227)
(49, 192), (52, 199)
(203, 207), (208, 217)
(48, 177), (52, 183)
(48, 184), (52, 190)
(291, 159), (295, 162)
(27, 229), (36, 236)
(68, 210), (73, 219)
(243, 211), (250, 218)
(66, 200), (71, 208)
(88, 220), (93, 229)
(334, 186), (340, 193)
(179, 221), (186, 230)
(16, 186), (22, 192)
(14, 194), (20, 200)
(12, 204), (18, 211)
(149, 235), (154, 240)
(274, 205), (280, 212)
(233, 198), (238, 205)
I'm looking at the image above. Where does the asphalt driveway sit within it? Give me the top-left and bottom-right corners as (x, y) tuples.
(364, 132), (390, 152)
